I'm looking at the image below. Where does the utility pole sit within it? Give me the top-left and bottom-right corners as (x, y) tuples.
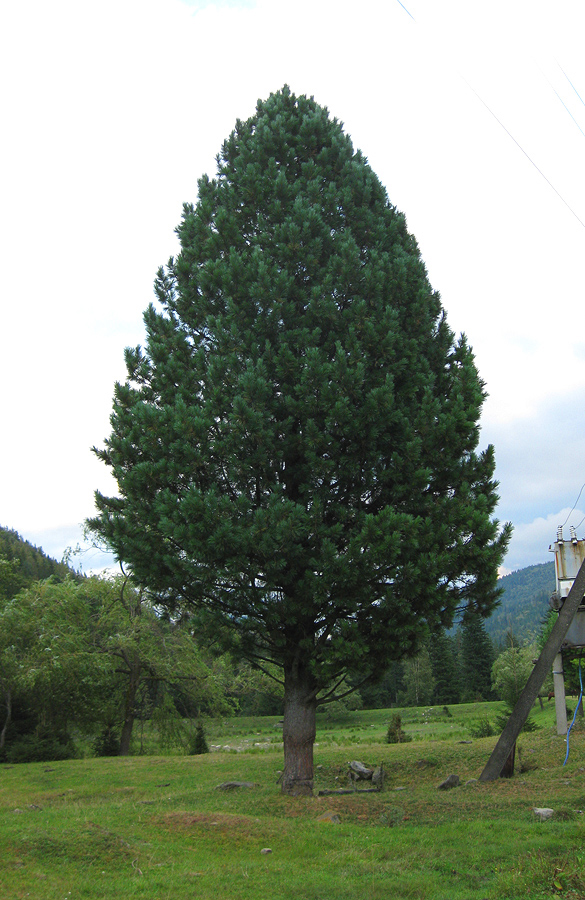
(480, 557), (585, 782)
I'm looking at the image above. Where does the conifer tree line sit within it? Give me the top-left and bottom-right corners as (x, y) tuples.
(360, 612), (497, 708)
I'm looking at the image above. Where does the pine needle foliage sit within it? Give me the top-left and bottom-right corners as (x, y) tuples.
(88, 86), (510, 791)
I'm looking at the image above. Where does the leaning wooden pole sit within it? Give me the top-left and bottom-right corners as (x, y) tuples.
(480, 557), (585, 782)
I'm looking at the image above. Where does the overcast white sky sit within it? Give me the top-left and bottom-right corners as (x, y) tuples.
(1, 0), (584, 575)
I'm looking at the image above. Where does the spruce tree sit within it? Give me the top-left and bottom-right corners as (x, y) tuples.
(429, 631), (461, 705)
(89, 87), (510, 794)
(460, 610), (496, 701)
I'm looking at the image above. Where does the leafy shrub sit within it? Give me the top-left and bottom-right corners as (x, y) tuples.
(495, 708), (538, 734)
(93, 726), (120, 757)
(5, 730), (75, 764)
(386, 713), (412, 744)
(469, 716), (495, 738)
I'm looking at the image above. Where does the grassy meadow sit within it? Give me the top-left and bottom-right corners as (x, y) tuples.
(2, 701), (585, 899)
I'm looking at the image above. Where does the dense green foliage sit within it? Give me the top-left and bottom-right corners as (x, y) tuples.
(0, 576), (230, 763)
(89, 87), (508, 791)
(428, 630), (461, 704)
(460, 609), (496, 701)
(398, 646), (435, 707)
(491, 644), (542, 708)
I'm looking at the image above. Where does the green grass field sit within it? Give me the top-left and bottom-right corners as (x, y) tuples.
(2, 701), (585, 899)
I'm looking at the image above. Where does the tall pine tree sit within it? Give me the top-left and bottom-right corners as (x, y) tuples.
(89, 87), (510, 794)
(460, 610), (496, 701)
(429, 631), (461, 705)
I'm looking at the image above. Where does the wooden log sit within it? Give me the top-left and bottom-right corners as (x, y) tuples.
(318, 788), (381, 795)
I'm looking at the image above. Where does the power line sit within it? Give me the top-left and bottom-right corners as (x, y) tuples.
(461, 77), (585, 231)
(546, 79), (585, 140)
(538, 64), (585, 140)
(395, 0), (415, 21)
(558, 63), (585, 109)
(562, 482), (585, 528)
(394, 1), (585, 231)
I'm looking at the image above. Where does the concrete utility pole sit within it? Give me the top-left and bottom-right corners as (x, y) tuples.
(480, 557), (585, 782)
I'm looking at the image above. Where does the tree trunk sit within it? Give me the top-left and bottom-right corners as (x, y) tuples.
(281, 663), (316, 796)
(119, 654), (141, 756)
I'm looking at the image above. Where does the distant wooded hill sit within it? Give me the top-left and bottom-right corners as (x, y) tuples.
(0, 526), (78, 599)
(485, 561), (556, 646)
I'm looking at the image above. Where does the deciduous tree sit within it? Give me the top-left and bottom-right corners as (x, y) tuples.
(89, 87), (510, 793)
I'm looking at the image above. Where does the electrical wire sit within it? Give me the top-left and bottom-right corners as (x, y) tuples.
(461, 77), (585, 231)
(538, 65), (585, 140)
(561, 482), (585, 528)
(395, 0), (415, 21)
(394, 1), (585, 232)
(563, 653), (583, 766)
(558, 63), (585, 110)
(574, 514), (585, 532)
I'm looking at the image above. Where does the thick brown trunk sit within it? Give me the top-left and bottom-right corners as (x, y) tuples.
(119, 655), (141, 756)
(282, 664), (316, 796)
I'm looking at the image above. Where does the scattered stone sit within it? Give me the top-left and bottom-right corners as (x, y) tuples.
(13, 808), (23, 814)
(349, 760), (374, 781)
(438, 774), (460, 790)
(416, 759), (436, 769)
(533, 807), (554, 821)
(216, 781), (257, 791)
(457, 741), (472, 745)
(317, 811), (341, 823)
(27, 804), (42, 810)
(260, 848), (272, 854)
(394, 786), (407, 791)
(465, 779), (478, 786)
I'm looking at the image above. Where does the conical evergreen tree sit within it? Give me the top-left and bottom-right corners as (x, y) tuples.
(89, 87), (510, 794)
(429, 631), (461, 704)
(460, 610), (496, 701)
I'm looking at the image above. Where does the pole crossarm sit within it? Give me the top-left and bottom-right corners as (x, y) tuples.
(480, 557), (585, 782)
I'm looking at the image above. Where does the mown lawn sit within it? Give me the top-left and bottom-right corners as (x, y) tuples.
(1, 702), (585, 899)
